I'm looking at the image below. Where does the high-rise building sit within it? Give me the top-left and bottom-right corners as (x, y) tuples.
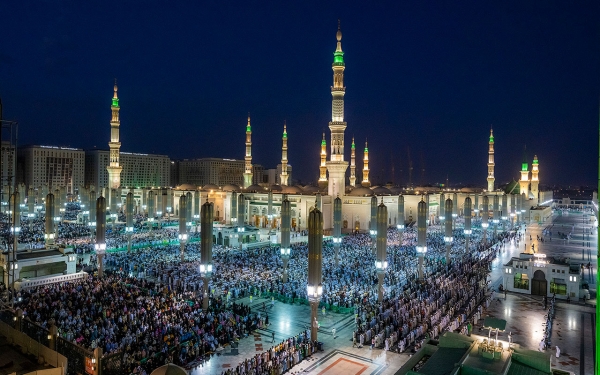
(325, 21), (349, 198)
(487, 128), (495, 191)
(18, 145), (85, 193)
(106, 81), (123, 189)
(178, 158), (263, 187)
(85, 150), (170, 189)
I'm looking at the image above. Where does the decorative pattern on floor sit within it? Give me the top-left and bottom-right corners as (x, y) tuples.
(302, 350), (387, 375)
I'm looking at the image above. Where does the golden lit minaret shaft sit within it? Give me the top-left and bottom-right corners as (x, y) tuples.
(362, 139), (370, 187)
(487, 128), (495, 191)
(243, 115), (253, 188)
(107, 80), (122, 189)
(325, 20), (349, 197)
(318, 133), (328, 187)
(530, 155), (539, 201)
(349, 137), (356, 187)
(519, 148), (530, 198)
(280, 122), (289, 186)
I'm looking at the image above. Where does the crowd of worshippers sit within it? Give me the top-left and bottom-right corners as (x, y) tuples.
(221, 330), (319, 375)
(13, 274), (260, 374)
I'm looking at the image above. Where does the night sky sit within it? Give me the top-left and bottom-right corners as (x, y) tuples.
(1, 1), (598, 187)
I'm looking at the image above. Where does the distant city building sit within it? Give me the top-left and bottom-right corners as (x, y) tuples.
(177, 158), (263, 187)
(85, 149), (170, 189)
(262, 164), (293, 186)
(170, 160), (180, 187)
(17, 145), (85, 193)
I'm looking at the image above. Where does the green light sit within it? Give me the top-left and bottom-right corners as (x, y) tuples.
(521, 163), (528, 171)
(333, 51), (344, 64)
(246, 125), (251, 132)
(533, 159), (538, 164)
(112, 98), (119, 107)
(489, 136), (494, 142)
(351, 143), (355, 150)
(364, 148), (368, 152)
(283, 133), (287, 138)
(321, 139), (326, 146)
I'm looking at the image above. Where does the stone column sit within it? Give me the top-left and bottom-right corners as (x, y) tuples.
(147, 190), (155, 230)
(307, 206), (323, 341)
(237, 193), (245, 249)
(397, 194), (404, 242)
(370, 196), (377, 252)
(95, 196), (106, 277)
(482, 196), (489, 245)
(89, 190), (96, 241)
(439, 192), (445, 227)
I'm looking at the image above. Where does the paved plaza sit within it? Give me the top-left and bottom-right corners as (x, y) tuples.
(185, 210), (597, 375)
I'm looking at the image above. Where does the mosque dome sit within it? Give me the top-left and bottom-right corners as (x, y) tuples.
(302, 185), (320, 194)
(269, 184), (283, 192)
(389, 186), (403, 195)
(150, 364), (187, 375)
(175, 183), (197, 191)
(221, 184), (241, 192)
(245, 184), (265, 193)
(348, 187), (374, 197)
(372, 186), (392, 196)
(282, 185), (302, 194)
(202, 184), (219, 191)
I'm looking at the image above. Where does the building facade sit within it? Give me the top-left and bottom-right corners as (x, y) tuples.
(85, 149), (170, 189)
(18, 145), (85, 193)
(178, 158), (263, 187)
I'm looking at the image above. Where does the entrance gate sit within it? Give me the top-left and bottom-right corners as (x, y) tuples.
(532, 270), (547, 296)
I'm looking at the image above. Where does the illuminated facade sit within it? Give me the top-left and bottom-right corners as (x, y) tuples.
(106, 82), (123, 189)
(18, 145), (85, 193)
(325, 22), (349, 198)
(85, 150), (170, 188)
(487, 128), (495, 191)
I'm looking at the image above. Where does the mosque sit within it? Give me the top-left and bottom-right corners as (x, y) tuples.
(83, 22), (550, 245)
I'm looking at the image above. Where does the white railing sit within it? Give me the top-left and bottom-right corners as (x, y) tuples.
(15, 272), (88, 291)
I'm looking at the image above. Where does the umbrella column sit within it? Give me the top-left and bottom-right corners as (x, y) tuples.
(416, 198), (427, 280)
(482, 196), (489, 245)
(375, 201), (388, 302)
(333, 196), (342, 266)
(280, 196), (291, 282)
(126, 192), (134, 252)
(444, 198), (453, 265)
(200, 200), (214, 311)
(396, 195), (404, 243)
(464, 197), (472, 255)
(95, 196), (106, 277)
(44, 193), (55, 246)
(307, 206), (323, 341)
(179, 195), (188, 261)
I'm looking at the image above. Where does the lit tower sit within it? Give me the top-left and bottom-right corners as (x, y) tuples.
(416, 198), (427, 280)
(519, 148), (530, 198)
(107, 81), (122, 190)
(243, 115), (253, 188)
(349, 137), (356, 187)
(487, 128), (495, 191)
(531, 155), (539, 201)
(362, 140), (370, 188)
(318, 133), (328, 189)
(375, 200), (388, 302)
(280, 122), (289, 186)
(326, 21), (349, 198)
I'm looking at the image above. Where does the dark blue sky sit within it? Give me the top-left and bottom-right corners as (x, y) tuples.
(1, 1), (598, 186)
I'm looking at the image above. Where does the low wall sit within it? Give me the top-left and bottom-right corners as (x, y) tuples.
(15, 272), (88, 291)
(0, 320), (67, 370)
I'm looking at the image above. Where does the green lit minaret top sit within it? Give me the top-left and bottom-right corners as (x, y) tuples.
(112, 80), (119, 108)
(351, 137), (355, 150)
(321, 133), (326, 146)
(521, 162), (528, 171)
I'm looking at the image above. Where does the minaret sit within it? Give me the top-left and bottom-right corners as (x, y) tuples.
(519, 147), (530, 198)
(280, 122), (289, 186)
(349, 137), (356, 187)
(530, 155), (539, 201)
(362, 139), (370, 187)
(243, 115), (253, 188)
(318, 133), (328, 188)
(325, 21), (349, 198)
(107, 80), (122, 189)
(487, 127), (495, 192)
